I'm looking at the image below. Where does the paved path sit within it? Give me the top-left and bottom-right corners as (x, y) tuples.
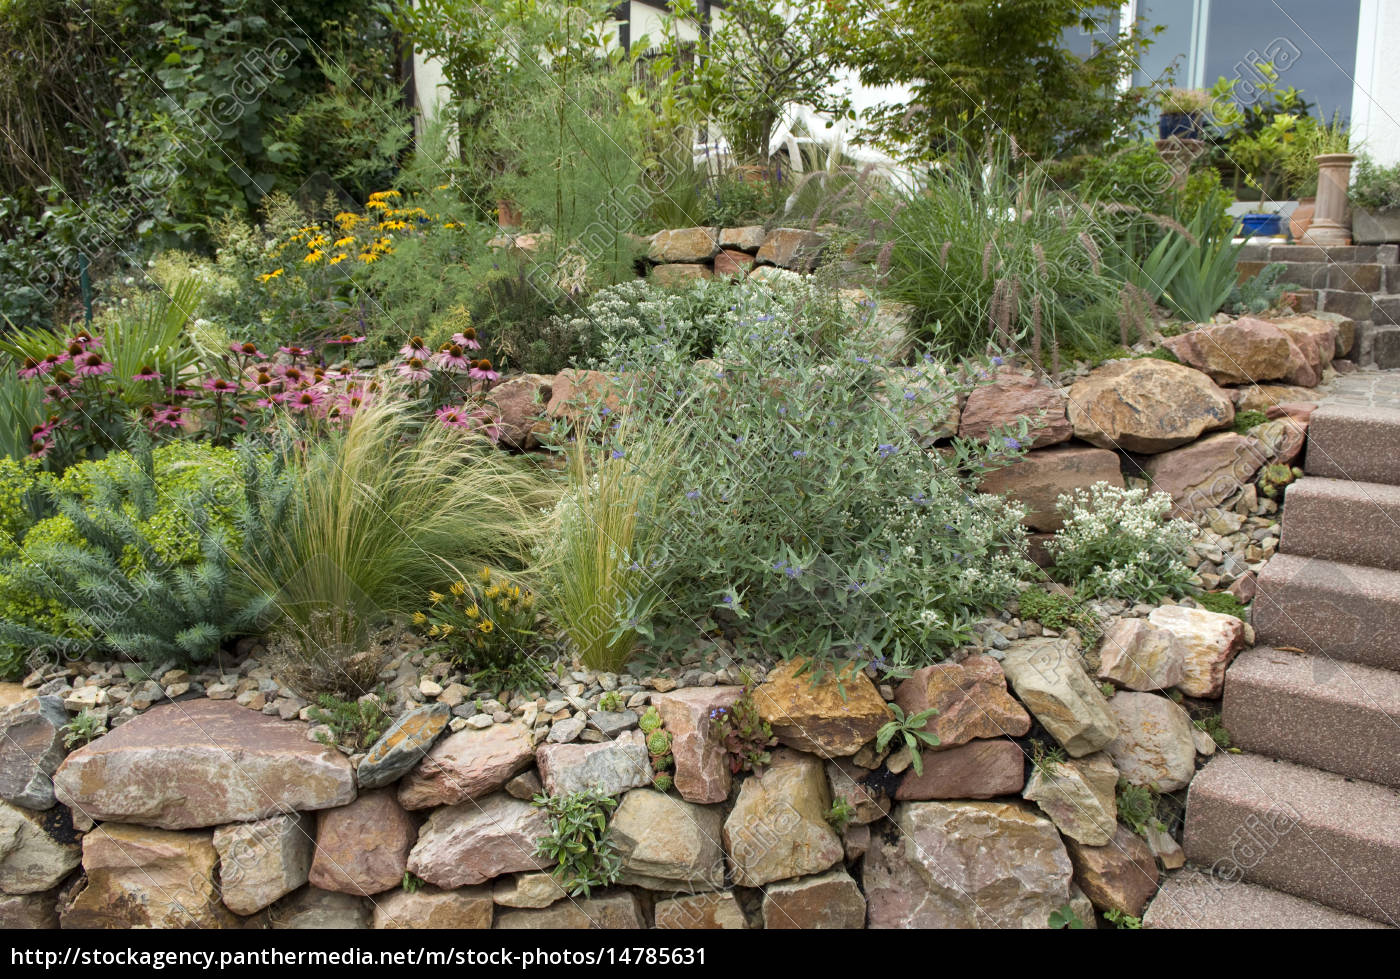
(1323, 369), (1400, 409)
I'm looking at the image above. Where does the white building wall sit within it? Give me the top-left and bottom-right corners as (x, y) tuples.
(1351, 0), (1400, 166)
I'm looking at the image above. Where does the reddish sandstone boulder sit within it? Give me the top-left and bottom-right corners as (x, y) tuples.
(397, 722), (534, 811)
(1163, 318), (1309, 386)
(309, 789), (416, 897)
(979, 445), (1124, 532)
(650, 686), (743, 804)
(958, 373), (1072, 448)
(895, 739), (1026, 801)
(893, 656), (1031, 749)
(52, 700), (355, 830)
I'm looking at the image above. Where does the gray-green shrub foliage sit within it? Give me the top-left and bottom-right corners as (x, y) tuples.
(570, 287), (1036, 672)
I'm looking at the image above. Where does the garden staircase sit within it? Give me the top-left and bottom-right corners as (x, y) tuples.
(1146, 401), (1400, 928)
(1237, 242), (1400, 368)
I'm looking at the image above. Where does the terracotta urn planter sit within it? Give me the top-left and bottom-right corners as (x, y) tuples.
(496, 199), (523, 230)
(1289, 197), (1316, 241)
(1302, 154), (1357, 246)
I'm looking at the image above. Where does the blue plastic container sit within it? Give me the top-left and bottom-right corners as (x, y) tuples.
(1239, 213), (1284, 238)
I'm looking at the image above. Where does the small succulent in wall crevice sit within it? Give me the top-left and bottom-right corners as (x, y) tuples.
(639, 705), (675, 791)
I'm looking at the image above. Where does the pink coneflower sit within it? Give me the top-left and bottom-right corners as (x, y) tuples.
(469, 409), (503, 442)
(452, 328), (482, 350)
(230, 341), (264, 358)
(340, 387), (371, 416)
(279, 365), (308, 385)
(30, 419), (55, 443)
(132, 365), (162, 381)
(435, 404), (474, 427)
(202, 376), (239, 394)
(399, 336), (431, 359)
(25, 353), (71, 379)
(279, 345), (314, 359)
(326, 334), (365, 346)
(433, 343), (471, 372)
(29, 421), (54, 457)
(396, 356), (432, 382)
(288, 388), (326, 412)
(17, 358), (44, 379)
(74, 352), (113, 377)
(149, 406), (183, 430)
(67, 331), (101, 354)
(468, 358), (499, 382)
(247, 369), (279, 389)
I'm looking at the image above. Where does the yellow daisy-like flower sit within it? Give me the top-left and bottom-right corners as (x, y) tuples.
(484, 585), (500, 600)
(478, 567), (492, 584)
(334, 236), (356, 248)
(428, 590), (444, 604)
(360, 251), (380, 263)
(478, 620), (494, 634)
(412, 611), (427, 625)
(427, 624), (441, 637)
(303, 249), (324, 264)
(256, 269), (284, 283)
(465, 605), (480, 619)
(365, 199), (388, 210)
(368, 189), (401, 202)
(378, 219), (408, 231)
(334, 211), (362, 229)
(498, 599), (511, 613)
(449, 581), (466, 596)
(522, 593), (535, 608)
(329, 253), (347, 265)
(307, 234), (328, 249)
(440, 624), (455, 636)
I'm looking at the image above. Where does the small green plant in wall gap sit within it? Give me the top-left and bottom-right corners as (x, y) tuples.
(1048, 903), (1088, 929)
(876, 704), (940, 776)
(825, 797), (858, 835)
(710, 683), (778, 775)
(532, 789), (623, 898)
(62, 709), (103, 749)
(1104, 909), (1143, 929)
(307, 691), (391, 751)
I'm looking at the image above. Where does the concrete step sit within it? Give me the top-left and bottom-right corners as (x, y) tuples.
(1222, 647), (1400, 787)
(1182, 752), (1400, 924)
(1279, 477), (1400, 572)
(1145, 867), (1390, 928)
(1237, 242), (1400, 264)
(1316, 289), (1400, 323)
(1253, 553), (1400, 672)
(1305, 403), (1400, 485)
(1237, 260), (1389, 293)
(1355, 321), (1400, 368)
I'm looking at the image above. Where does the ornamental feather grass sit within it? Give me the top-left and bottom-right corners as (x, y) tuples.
(236, 395), (559, 693)
(537, 406), (677, 672)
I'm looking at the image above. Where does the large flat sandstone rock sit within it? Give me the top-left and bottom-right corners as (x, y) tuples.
(52, 700), (354, 830)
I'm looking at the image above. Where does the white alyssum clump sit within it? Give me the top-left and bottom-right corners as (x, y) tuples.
(1047, 482), (1197, 602)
